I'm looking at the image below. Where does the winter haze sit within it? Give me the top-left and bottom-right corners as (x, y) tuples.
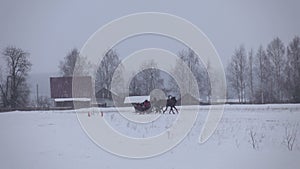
(0, 0), (300, 99)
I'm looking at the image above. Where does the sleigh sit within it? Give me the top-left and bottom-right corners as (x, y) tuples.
(124, 96), (152, 112)
(124, 95), (178, 114)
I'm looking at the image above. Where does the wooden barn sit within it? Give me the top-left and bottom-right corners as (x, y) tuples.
(50, 76), (92, 108)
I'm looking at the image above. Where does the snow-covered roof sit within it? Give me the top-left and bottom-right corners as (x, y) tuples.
(54, 98), (91, 102)
(124, 96), (150, 104)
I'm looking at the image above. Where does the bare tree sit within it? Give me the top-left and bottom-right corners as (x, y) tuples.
(59, 48), (90, 77)
(141, 60), (164, 95)
(0, 67), (4, 107)
(205, 60), (212, 103)
(286, 36), (300, 102)
(267, 37), (285, 102)
(129, 60), (164, 96)
(170, 48), (208, 99)
(170, 58), (190, 97)
(225, 37), (299, 103)
(95, 49), (123, 94)
(227, 45), (247, 103)
(167, 75), (180, 98)
(0, 46), (32, 108)
(248, 49), (254, 103)
(254, 45), (273, 103)
(129, 72), (142, 96)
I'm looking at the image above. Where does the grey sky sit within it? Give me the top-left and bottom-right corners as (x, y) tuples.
(0, 0), (299, 75)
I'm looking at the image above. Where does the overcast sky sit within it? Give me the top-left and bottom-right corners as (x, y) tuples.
(0, 0), (300, 75)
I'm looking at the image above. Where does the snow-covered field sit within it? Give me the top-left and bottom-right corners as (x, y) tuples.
(0, 104), (300, 169)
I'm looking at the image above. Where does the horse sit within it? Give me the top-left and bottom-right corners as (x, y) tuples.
(152, 99), (166, 113)
(163, 96), (178, 114)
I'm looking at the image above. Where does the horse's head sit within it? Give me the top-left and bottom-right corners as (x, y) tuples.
(170, 97), (176, 102)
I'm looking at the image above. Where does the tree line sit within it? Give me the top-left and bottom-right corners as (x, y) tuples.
(58, 47), (210, 100)
(227, 36), (300, 103)
(1, 36), (299, 108)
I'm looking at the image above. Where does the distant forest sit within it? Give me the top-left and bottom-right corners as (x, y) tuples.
(226, 36), (300, 104)
(0, 36), (299, 108)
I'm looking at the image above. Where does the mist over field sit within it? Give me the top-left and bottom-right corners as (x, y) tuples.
(0, 1), (300, 169)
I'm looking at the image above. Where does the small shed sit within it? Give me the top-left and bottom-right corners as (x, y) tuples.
(50, 76), (92, 108)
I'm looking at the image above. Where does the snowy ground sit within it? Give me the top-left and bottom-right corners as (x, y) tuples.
(0, 104), (300, 169)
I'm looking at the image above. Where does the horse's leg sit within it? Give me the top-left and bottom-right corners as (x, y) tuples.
(163, 106), (168, 113)
(159, 106), (163, 113)
(173, 106), (179, 113)
(169, 107), (173, 114)
(170, 107), (175, 114)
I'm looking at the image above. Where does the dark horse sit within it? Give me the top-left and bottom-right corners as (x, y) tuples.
(163, 96), (178, 114)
